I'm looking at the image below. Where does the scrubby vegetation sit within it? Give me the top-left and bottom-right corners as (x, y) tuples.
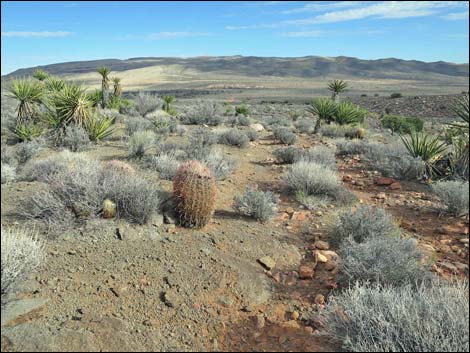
(432, 180), (469, 216)
(233, 187), (278, 222)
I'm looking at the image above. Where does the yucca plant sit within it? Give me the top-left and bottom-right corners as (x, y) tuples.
(10, 122), (44, 141)
(84, 113), (116, 141)
(32, 69), (49, 81)
(51, 83), (92, 128)
(327, 80), (348, 102)
(162, 95), (175, 113)
(112, 77), (122, 97)
(7, 79), (44, 122)
(97, 66), (111, 107)
(447, 93), (469, 179)
(87, 89), (103, 108)
(44, 77), (66, 92)
(451, 93), (469, 125)
(307, 97), (337, 133)
(334, 102), (367, 125)
(401, 131), (448, 179)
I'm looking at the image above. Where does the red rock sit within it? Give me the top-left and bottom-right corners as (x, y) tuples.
(276, 212), (290, 221)
(298, 266), (314, 279)
(376, 177), (395, 186)
(313, 240), (330, 250)
(389, 182), (402, 190)
(291, 211), (309, 221)
(342, 175), (353, 182)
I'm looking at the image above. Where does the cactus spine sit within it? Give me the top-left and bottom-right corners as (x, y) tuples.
(173, 160), (217, 228)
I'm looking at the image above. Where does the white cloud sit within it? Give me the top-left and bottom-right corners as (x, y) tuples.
(281, 1), (365, 15)
(442, 11), (469, 20)
(281, 30), (328, 37)
(122, 32), (212, 40)
(1, 31), (73, 38)
(227, 1), (467, 29)
(285, 1), (466, 25)
(281, 29), (384, 37)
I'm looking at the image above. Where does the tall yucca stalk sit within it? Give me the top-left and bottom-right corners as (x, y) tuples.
(307, 97), (337, 133)
(112, 77), (122, 96)
(97, 66), (111, 107)
(162, 95), (175, 113)
(7, 79), (44, 122)
(328, 80), (348, 103)
(401, 131), (448, 179)
(52, 83), (92, 128)
(448, 93), (469, 179)
(33, 69), (49, 81)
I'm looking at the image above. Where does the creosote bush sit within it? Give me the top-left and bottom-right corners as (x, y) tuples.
(61, 125), (90, 152)
(1, 227), (44, 305)
(1, 163), (17, 184)
(233, 187), (278, 222)
(274, 146), (304, 164)
(432, 180), (469, 216)
(300, 145), (336, 170)
(323, 281), (469, 352)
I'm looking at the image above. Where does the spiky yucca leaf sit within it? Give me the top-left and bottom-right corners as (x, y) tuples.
(97, 66), (111, 89)
(87, 89), (103, 107)
(162, 95), (175, 112)
(10, 122), (44, 141)
(334, 102), (367, 125)
(401, 131), (448, 179)
(52, 83), (92, 127)
(451, 93), (469, 125)
(307, 97), (337, 133)
(328, 80), (348, 94)
(84, 113), (116, 141)
(32, 69), (49, 81)
(45, 77), (66, 92)
(7, 79), (44, 122)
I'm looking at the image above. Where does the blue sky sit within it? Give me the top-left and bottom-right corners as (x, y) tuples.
(1, 1), (469, 74)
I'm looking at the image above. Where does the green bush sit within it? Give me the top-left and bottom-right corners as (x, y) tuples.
(390, 92), (402, 98)
(381, 115), (423, 134)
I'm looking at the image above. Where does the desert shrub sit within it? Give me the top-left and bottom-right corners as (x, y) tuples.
(300, 145), (337, 170)
(236, 115), (251, 126)
(218, 129), (249, 148)
(235, 105), (250, 116)
(283, 161), (341, 198)
(153, 115), (178, 135)
(61, 125), (90, 152)
(180, 100), (224, 126)
(134, 92), (162, 117)
(128, 130), (156, 158)
(124, 116), (154, 136)
(294, 119), (314, 133)
(103, 160), (136, 174)
(190, 127), (218, 147)
(101, 170), (160, 224)
(148, 153), (181, 180)
(390, 92), (402, 98)
(22, 155), (160, 225)
(10, 122), (45, 142)
(1, 228), (44, 305)
(262, 116), (291, 129)
(232, 187), (278, 222)
(294, 192), (329, 210)
(432, 181), (469, 216)
(329, 205), (400, 246)
(1, 163), (16, 184)
(380, 114), (423, 134)
(176, 125), (186, 136)
(323, 281), (469, 352)
(15, 138), (44, 165)
(199, 147), (236, 180)
(318, 124), (357, 139)
(273, 126), (297, 145)
(339, 235), (427, 286)
(365, 141), (426, 180)
(1, 145), (18, 166)
(334, 102), (367, 125)
(274, 146), (304, 164)
(335, 138), (370, 155)
(245, 128), (259, 142)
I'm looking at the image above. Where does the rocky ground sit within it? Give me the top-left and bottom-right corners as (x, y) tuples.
(1, 100), (469, 352)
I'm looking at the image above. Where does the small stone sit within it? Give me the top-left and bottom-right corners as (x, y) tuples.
(291, 211), (309, 221)
(258, 256), (276, 270)
(459, 238), (469, 244)
(314, 251), (328, 263)
(376, 177), (395, 186)
(291, 311), (300, 320)
(389, 182), (402, 190)
(376, 192), (387, 200)
(250, 314), (265, 329)
(298, 266), (314, 279)
(249, 123), (264, 132)
(313, 240), (329, 250)
(314, 294), (325, 305)
(286, 207), (295, 214)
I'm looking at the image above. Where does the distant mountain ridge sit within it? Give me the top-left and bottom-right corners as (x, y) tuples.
(4, 55), (469, 80)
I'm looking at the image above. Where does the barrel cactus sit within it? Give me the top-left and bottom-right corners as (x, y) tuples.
(173, 160), (217, 228)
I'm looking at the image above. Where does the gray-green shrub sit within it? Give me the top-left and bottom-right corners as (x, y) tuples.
(323, 281), (469, 352)
(1, 163), (16, 184)
(128, 130), (156, 158)
(273, 126), (297, 145)
(62, 125), (90, 152)
(218, 129), (249, 148)
(233, 187), (278, 222)
(432, 180), (469, 216)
